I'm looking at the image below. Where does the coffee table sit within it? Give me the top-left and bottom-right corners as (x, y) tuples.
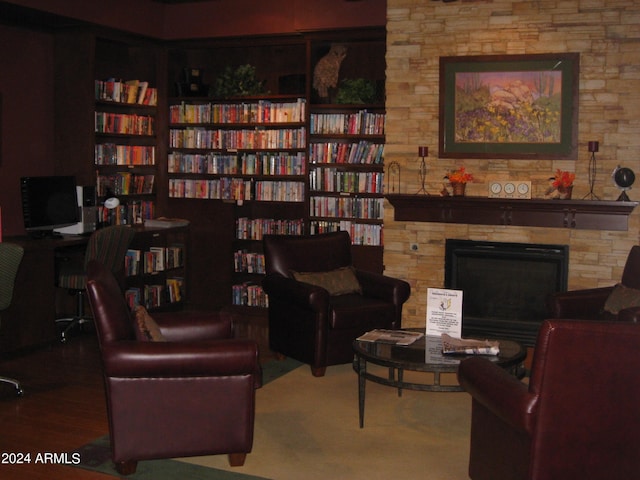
(352, 329), (526, 427)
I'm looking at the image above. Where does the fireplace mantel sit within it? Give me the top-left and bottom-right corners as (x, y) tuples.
(385, 194), (637, 231)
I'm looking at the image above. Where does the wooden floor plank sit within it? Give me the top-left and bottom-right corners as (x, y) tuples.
(0, 334), (112, 479)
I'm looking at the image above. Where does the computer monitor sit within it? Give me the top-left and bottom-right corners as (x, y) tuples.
(20, 175), (80, 238)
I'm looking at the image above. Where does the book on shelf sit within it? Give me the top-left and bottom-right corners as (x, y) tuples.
(166, 277), (184, 303)
(357, 329), (424, 346)
(125, 249), (141, 276)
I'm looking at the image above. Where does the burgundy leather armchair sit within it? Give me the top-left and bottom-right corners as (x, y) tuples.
(547, 245), (640, 322)
(262, 231), (411, 377)
(85, 260), (261, 475)
(458, 319), (640, 480)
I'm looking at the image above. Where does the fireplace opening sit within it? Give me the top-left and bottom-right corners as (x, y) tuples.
(445, 239), (569, 346)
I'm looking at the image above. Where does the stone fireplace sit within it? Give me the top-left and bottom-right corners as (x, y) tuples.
(444, 239), (569, 346)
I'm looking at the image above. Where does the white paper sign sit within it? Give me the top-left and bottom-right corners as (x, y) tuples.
(426, 288), (463, 337)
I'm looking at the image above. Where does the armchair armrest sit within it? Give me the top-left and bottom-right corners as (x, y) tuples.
(101, 339), (261, 384)
(546, 286), (613, 319)
(618, 306), (640, 323)
(262, 273), (330, 311)
(153, 310), (233, 342)
(458, 357), (537, 434)
(355, 269), (411, 306)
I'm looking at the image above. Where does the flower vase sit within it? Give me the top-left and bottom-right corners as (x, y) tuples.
(451, 182), (466, 196)
(557, 185), (573, 199)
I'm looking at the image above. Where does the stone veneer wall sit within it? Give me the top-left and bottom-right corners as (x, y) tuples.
(384, 0), (640, 328)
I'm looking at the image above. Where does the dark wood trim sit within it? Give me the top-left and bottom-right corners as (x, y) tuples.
(385, 194), (637, 231)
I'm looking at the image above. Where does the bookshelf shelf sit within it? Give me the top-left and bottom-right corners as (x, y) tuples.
(124, 225), (189, 311)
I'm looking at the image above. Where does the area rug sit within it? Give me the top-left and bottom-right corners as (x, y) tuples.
(180, 364), (471, 480)
(76, 360), (472, 479)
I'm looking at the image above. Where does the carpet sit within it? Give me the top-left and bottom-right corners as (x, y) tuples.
(181, 364), (471, 480)
(76, 359), (472, 479)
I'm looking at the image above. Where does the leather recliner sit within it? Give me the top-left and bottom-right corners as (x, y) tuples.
(262, 231), (411, 377)
(85, 260), (261, 475)
(547, 245), (640, 322)
(458, 319), (640, 480)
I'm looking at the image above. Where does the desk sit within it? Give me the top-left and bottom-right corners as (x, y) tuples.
(1, 225), (189, 354)
(1, 235), (88, 354)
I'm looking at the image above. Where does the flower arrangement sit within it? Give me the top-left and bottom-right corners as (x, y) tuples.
(445, 166), (474, 184)
(551, 169), (575, 189)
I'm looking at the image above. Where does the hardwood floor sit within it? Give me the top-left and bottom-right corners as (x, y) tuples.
(0, 333), (112, 479)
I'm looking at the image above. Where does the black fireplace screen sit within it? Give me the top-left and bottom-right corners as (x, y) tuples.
(445, 239), (569, 346)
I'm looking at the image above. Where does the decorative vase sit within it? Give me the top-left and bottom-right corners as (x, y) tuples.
(557, 185), (573, 199)
(451, 182), (466, 196)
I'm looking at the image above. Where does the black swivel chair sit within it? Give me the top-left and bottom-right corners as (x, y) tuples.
(56, 225), (135, 342)
(0, 243), (25, 395)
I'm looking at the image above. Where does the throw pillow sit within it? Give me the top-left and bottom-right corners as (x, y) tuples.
(133, 305), (166, 341)
(603, 284), (640, 315)
(292, 266), (362, 296)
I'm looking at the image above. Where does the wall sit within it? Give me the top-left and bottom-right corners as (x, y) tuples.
(2, 0), (387, 39)
(0, 24), (55, 235)
(384, 0), (640, 328)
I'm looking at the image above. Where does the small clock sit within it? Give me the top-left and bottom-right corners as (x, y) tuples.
(516, 181), (531, 198)
(504, 182), (516, 195)
(489, 182), (503, 197)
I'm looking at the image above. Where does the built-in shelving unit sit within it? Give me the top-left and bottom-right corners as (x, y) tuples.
(166, 96), (307, 308)
(94, 79), (158, 225)
(307, 28), (387, 273)
(308, 105), (385, 248)
(123, 225), (188, 311)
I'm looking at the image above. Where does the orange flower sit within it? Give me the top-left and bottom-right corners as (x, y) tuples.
(446, 166), (474, 184)
(551, 169), (575, 188)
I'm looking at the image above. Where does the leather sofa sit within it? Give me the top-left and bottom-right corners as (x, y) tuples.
(262, 231), (411, 376)
(547, 245), (640, 322)
(85, 260), (261, 475)
(458, 319), (640, 480)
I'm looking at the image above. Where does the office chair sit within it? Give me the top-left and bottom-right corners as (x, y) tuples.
(0, 243), (25, 396)
(56, 225), (135, 342)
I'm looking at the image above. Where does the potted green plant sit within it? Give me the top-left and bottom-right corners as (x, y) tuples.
(211, 64), (266, 98)
(335, 78), (378, 104)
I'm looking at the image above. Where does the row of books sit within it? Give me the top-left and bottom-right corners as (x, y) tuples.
(97, 173), (155, 196)
(95, 79), (158, 106)
(95, 112), (155, 135)
(168, 151), (306, 175)
(234, 250), (265, 274)
(232, 282), (268, 308)
(125, 278), (184, 310)
(125, 245), (184, 277)
(310, 111), (385, 135)
(310, 196), (384, 220)
(255, 181), (305, 202)
(235, 217), (305, 240)
(309, 168), (384, 194)
(97, 200), (155, 226)
(309, 141), (384, 165)
(168, 127), (306, 150)
(169, 99), (306, 124)
(95, 144), (156, 166)
(309, 221), (383, 246)
(169, 177), (251, 201)
(168, 178), (305, 202)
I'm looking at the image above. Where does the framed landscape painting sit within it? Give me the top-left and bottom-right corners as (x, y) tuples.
(439, 53), (579, 159)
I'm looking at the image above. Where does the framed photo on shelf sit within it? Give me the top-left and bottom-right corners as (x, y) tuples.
(439, 53), (579, 160)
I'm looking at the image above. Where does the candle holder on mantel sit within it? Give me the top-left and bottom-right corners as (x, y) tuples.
(583, 140), (600, 200)
(387, 161), (401, 193)
(416, 146), (430, 195)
